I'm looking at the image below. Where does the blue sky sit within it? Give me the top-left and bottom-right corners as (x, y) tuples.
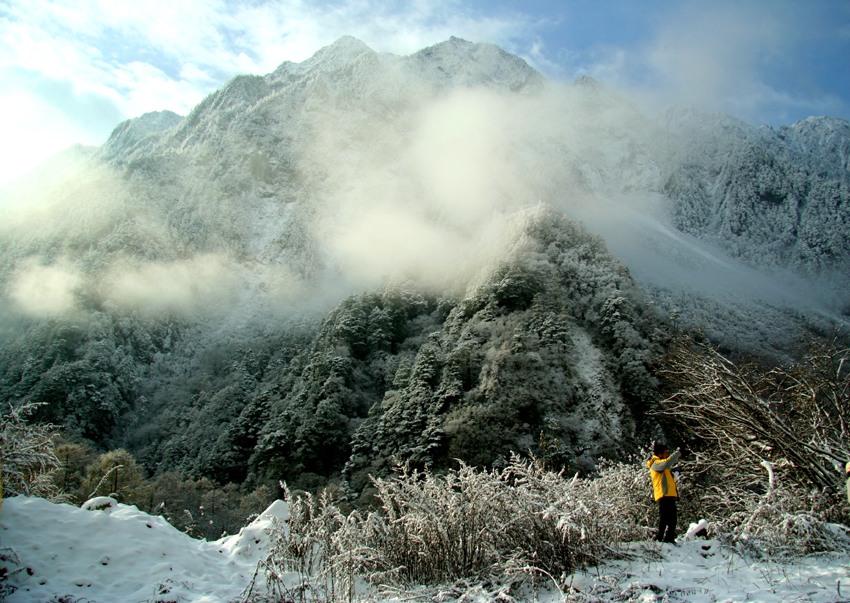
(1, 0), (849, 186)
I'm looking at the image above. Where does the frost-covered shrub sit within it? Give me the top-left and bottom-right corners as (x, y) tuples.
(703, 470), (850, 558)
(0, 402), (62, 501)
(254, 454), (658, 600)
(254, 484), (359, 603)
(570, 457), (657, 544)
(364, 462), (515, 585)
(363, 455), (687, 588)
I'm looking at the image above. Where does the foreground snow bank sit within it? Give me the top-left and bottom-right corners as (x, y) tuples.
(0, 495), (286, 602)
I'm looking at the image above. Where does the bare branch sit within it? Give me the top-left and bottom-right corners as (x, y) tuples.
(656, 338), (850, 491)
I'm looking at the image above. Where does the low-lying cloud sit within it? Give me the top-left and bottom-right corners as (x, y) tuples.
(0, 46), (843, 333)
(5, 253), (245, 320)
(8, 257), (83, 319)
(102, 254), (241, 317)
(311, 81), (655, 295)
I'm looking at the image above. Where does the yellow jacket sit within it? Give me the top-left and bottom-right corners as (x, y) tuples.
(647, 450), (680, 501)
(845, 461), (849, 505)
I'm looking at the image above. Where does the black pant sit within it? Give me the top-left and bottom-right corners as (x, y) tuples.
(656, 496), (677, 543)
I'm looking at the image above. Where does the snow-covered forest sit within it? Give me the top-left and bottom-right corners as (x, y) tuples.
(1, 36), (849, 601)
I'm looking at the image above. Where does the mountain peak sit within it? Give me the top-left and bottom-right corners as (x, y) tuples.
(407, 36), (543, 91)
(572, 75), (604, 90)
(327, 35), (371, 52)
(108, 110), (183, 138)
(101, 110), (183, 162)
(415, 36), (502, 59)
(298, 36), (375, 73)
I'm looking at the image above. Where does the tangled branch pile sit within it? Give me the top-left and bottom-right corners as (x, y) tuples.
(658, 338), (849, 490)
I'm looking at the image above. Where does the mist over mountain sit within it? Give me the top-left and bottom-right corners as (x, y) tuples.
(0, 37), (848, 492)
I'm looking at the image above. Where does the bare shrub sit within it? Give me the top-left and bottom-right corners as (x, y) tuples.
(657, 337), (850, 556)
(658, 337), (849, 492)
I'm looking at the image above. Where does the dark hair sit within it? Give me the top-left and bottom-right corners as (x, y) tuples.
(653, 442), (667, 456)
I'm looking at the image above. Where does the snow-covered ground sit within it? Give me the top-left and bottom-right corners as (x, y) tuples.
(1, 495), (280, 602)
(2, 495), (849, 602)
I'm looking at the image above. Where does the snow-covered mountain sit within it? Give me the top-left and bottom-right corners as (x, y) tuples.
(0, 36), (848, 488)
(5, 37), (846, 330)
(84, 38), (850, 349)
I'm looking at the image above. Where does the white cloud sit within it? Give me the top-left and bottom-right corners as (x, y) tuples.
(409, 90), (526, 227)
(0, 87), (97, 185)
(102, 254), (241, 317)
(8, 258), (84, 318)
(108, 60), (209, 117)
(645, 4), (784, 114)
(312, 85), (597, 294)
(577, 1), (847, 124)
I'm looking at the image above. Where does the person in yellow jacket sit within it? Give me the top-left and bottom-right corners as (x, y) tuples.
(648, 442), (681, 543)
(845, 461), (850, 505)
